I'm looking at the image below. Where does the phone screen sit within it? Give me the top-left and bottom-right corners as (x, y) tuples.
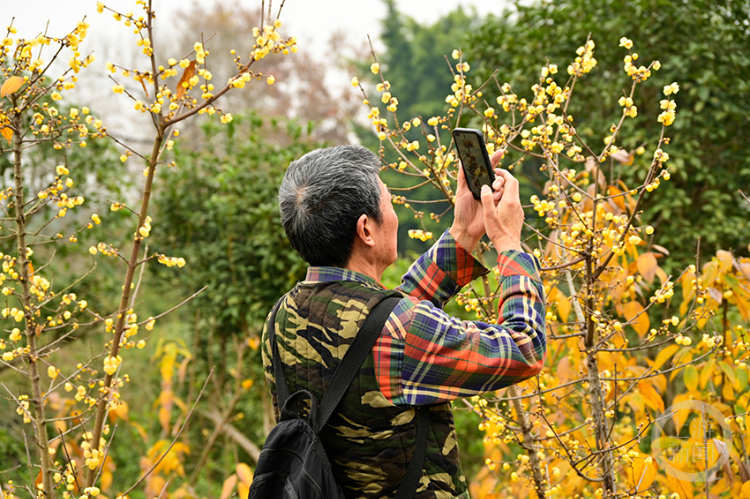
(452, 128), (494, 200)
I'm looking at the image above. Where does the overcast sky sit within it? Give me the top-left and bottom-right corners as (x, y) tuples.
(4, 1), (506, 142)
(6, 0), (503, 55)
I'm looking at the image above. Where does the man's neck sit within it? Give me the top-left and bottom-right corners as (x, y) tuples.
(344, 251), (384, 285)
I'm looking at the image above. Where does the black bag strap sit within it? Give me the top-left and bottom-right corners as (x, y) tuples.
(395, 407), (429, 499)
(268, 293), (429, 499)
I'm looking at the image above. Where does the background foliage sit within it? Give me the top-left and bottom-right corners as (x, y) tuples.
(1, 1), (749, 498)
(466, 0), (750, 269)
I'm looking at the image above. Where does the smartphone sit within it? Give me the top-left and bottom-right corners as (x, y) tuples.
(451, 127), (495, 200)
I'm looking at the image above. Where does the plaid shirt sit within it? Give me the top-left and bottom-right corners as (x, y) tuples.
(304, 229), (546, 406)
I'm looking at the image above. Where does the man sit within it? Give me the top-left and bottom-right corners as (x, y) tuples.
(262, 144), (546, 499)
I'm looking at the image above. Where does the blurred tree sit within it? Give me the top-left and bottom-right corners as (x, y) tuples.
(356, 0), (483, 256)
(467, 0), (750, 268)
(153, 110), (312, 353)
(150, 112), (317, 482)
(376, 0), (481, 120)
(164, 3), (366, 145)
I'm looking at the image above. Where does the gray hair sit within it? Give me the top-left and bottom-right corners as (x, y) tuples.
(279, 145), (383, 267)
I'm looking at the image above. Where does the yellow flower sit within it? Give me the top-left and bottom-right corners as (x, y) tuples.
(47, 366), (58, 379)
(658, 111), (675, 126)
(9, 329), (22, 342)
(619, 37), (633, 49)
(266, 75), (275, 85)
(351, 76), (359, 86)
(663, 82), (679, 95)
(370, 63), (380, 74)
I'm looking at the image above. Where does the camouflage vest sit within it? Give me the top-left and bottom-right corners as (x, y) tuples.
(263, 279), (469, 499)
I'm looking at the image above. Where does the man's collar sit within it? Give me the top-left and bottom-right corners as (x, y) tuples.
(304, 266), (383, 287)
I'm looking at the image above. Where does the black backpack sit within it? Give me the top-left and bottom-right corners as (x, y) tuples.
(248, 295), (429, 499)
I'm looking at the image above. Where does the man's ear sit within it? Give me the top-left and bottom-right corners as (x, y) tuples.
(355, 214), (376, 247)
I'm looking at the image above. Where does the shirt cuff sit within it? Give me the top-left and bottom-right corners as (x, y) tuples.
(428, 229), (489, 287)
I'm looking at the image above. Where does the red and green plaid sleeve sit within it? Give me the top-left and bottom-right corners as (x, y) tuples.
(375, 231), (547, 405)
(397, 229), (488, 306)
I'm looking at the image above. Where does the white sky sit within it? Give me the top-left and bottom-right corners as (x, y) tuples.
(3, 1), (505, 144)
(5, 0), (503, 55)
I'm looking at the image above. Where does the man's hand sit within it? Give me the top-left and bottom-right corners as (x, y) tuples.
(450, 150), (505, 252)
(480, 169), (524, 253)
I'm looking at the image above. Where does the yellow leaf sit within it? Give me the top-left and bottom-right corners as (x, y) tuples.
(608, 186), (626, 211)
(1, 76), (24, 98)
(700, 358), (716, 389)
(108, 400), (129, 423)
(0, 124), (11, 144)
(717, 250), (734, 274)
(667, 471), (695, 499)
(671, 393), (694, 435)
(638, 381), (665, 413)
(238, 482), (250, 499)
(219, 474), (238, 499)
(622, 301), (650, 337)
(626, 392), (644, 416)
(158, 407), (171, 432)
(740, 480), (750, 499)
(652, 344), (680, 371)
(101, 466), (113, 491)
(703, 261), (719, 287)
(236, 463), (253, 485)
(556, 290), (571, 323)
(655, 265), (669, 285)
(684, 364), (699, 392)
(176, 60), (197, 99)
(723, 381), (735, 401)
(681, 271), (697, 300)
(637, 252), (658, 285)
(628, 457), (657, 491)
(719, 361), (739, 389)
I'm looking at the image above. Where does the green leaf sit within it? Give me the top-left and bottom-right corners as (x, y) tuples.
(684, 365), (699, 392)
